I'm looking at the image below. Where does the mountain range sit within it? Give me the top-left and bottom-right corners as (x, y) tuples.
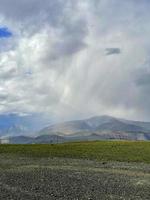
(39, 115), (150, 135)
(2, 115), (150, 144)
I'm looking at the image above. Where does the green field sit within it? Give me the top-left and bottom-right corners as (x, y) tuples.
(0, 141), (150, 163)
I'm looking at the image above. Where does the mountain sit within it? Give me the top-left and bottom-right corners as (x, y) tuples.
(0, 124), (29, 137)
(95, 119), (145, 132)
(1, 115), (150, 143)
(3, 135), (65, 144)
(0, 113), (51, 136)
(34, 135), (65, 144)
(4, 131), (150, 144)
(9, 136), (33, 144)
(119, 118), (150, 131)
(39, 120), (92, 135)
(38, 115), (150, 141)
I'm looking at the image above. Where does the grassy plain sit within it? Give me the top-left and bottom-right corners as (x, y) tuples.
(0, 141), (150, 163)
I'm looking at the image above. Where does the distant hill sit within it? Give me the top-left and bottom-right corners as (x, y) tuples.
(0, 113), (51, 137)
(2, 115), (150, 143)
(9, 136), (33, 144)
(0, 124), (29, 137)
(39, 120), (92, 135)
(7, 135), (64, 144)
(34, 135), (64, 144)
(38, 115), (150, 141)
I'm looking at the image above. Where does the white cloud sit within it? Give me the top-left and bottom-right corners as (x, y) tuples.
(0, 0), (150, 121)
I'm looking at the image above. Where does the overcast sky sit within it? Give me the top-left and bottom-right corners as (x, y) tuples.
(0, 0), (150, 122)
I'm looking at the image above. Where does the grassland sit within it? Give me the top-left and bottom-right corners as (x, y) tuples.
(0, 141), (150, 163)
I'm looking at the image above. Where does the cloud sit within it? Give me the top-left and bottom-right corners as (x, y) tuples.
(105, 48), (121, 56)
(0, 0), (150, 122)
(136, 72), (150, 86)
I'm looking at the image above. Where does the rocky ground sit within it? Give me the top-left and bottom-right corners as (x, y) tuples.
(0, 155), (150, 200)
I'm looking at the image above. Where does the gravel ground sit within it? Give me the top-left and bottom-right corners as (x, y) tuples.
(0, 155), (150, 200)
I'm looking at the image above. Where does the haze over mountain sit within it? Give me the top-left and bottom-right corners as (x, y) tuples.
(0, 113), (51, 137)
(2, 115), (150, 143)
(38, 115), (150, 141)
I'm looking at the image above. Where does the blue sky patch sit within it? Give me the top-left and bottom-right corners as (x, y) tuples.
(0, 27), (12, 38)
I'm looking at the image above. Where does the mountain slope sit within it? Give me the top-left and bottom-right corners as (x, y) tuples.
(0, 124), (29, 137)
(2, 115), (150, 143)
(0, 113), (51, 137)
(39, 115), (150, 140)
(39, 120), (92, 135)
(95, 119), (145, 132)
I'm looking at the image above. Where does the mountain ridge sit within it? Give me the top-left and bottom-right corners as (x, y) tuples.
(39, 115), (150, 136)
(1, 115), (150, 143)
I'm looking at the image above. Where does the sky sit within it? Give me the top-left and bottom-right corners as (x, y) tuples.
(0, 0), (150, 122)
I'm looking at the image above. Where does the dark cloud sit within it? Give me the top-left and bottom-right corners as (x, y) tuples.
(0, 0), (64, 23)
(135, 63), (150, 87)
(53, 40), (87, 57)
(136, 73), (150, 86)
(50, 19), (88, 58)
(105, 48), (121, 56)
